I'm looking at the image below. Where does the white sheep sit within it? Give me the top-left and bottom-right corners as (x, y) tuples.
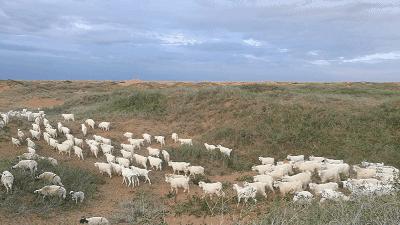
(101, 137), (111, 145)
(258, 157), (274, 165)
(217, 145), (232, 157)
(186, 166), (205, 177)
(121, 143), (134, 153)
(123, 132), (133, 139)
(143, 133), (152, 144)
(26, 138), (36, 149)
(161, 150), (170, 162)
(88, 144), (99, 158)
(130, 166), (152, 184)
(309, 182), (339, 196)
(110, 162), (123, 176)
(132, 154), (148, 169)
(93, 135), (103, 142)
(94, 162), (112, 178)
(293, 161), (323, 173)
(120, 149), (133, 159)
(74, 137), (84, 147)
(324, 163), (350, 177)
(198, 181), (224, 199)
(116, 157), (130, 168)
(168, 161), (190, 174)
(41, 157), (58, 166)
(148, 156), (163, 170)
(252, 164), (274, 174)
(128, 138), (143, 150)
(27, 147), (36, 154)
(100, 144), (114, 155)
(232, 184), (257, 205)
(154, 135), (165, 146)
(309, 156), (325, 162)
(320, 189), (349, 202)
(147, 147), (160, 157)
(104, 153), (115, 163)
(61, 113), (75, 121)
(165, 175), (190, 194)
(273, 181), (303, 196)
(11, 137), (21, 147)
(80, 216), (110, 225)
(293, 191), (314, 204)
(66, 133), (74, 141)
(81, 124), (87, 136)
(46, 127), (57, 138)
(49, 138), (58, 150)
(57, 143), (71, 157)
(1, 171), (14, 193)
(57, 122), (63, 133)
(244, 181), (268, 198)
(61, 126), (70, 135)
(29, 129), (41, 140)
(85, 119), (95, 129)
(17, 129), (25, 140)
(12, 160), (37, 175)
(318, 168), (340, 183)
(98, 122), (110, 131)
(70, 191), (85, 204)
(353, 165), (376, 179)
(17, 152), (38, 160)
(171, 133), (178, 143)
(324, 158), (343, 164)
(179, 138), (193, 146)
(121, 167), (139, 187)
(36, 172), (63, 186)
(73, 146), (84, 160)
(34, 185), (66, 200)
(204, 143), (217, 151)
(282, 171), (312, 189)
(286, 154), (304, 162)
(32, 123), (40, 132)
(253, 174), (274, 193)
(43, 132), (50, 144)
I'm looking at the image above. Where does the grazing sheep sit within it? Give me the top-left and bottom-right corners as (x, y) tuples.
(27, 147), (36, 154)
(36, 172), (63, 186)
(40, 157), (58, 166)
(29, 129), (41, 140)
(293, 191), (314, 204)
(252, 164), (274, 174)
(81, 124), (87, 136)
(73, 146), (84, 160)
(198, 181), (224, 199)
(66, 133), (74, 141)
(100, 144), (114, 155)
(273, 181), (303, 196)
(130, 166), (152, 184)
(179, 138), (193, 146)
(128, 139), (143, 150)
(80, 216), (110, 225)
(94, 162), (112, 178)
(101, 137), (111, 145)
(120, 149), (133, 159)
(309, 156), (325, 162)
(17, 152), (39, 160)
(148, 156), (163, 170)
(123, 132), (133, 139)
(244, 181), (268, 198)
(286, 155), (304, 162)
(122, 167), (140, 187)
(12, 160), (37, 175)
(49, 138), (58, 150)
(258, 157), (274, 165)
(98, 122), (110, 131)
(171, 133), (178, 143)
(116, 157), (130, 168)
(56, 143), (71, 157)
(110, 162), (123, 176)
(232, 184), (257, 205)
(143, 133), (152, 144)
(1, 171), (14, 193)
(70, 191), (85, 204)
(88, 144), (99, 158)
(217, 145), (232, 157)
(253, 174), (274, 192)
(204, 143), (217, 151)
(132, 154), (148, 169)
(93, 135), (103, 142)
(26, 138), (36, 149)
(104, 153), (115, 163)
(293, 161), (323, 173)
(318, 168), (340, 183)
(61, 126), (70, 135)
(185, 166), (205, 177)
(17, 129), (25, 140)
(147, 147), (160, 157)
(324, 163), (350, 177)
(161, 150), (170, 162)
(61, 113), (75, 121)
(32, 123), (40, 132)
(57, 122), (63, 133)
(353, 165), (376, 179)
(282, 171), (312, 189)
(43, 132), (50, 144)
(85, 119), (95, 129)
(165, 175), (190, 194)
(320, 189), (349, 202)
(309, 182), (339, 196)
(154, 135), (165, 146)
(74, 137), (84, 147)
(11, 137), (21, 147)
(168, 161), (190, 174)
(121, 143), (134, 153)
(34, 185), (66, 200)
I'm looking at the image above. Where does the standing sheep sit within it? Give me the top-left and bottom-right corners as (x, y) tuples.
(81, 124), (87, 136)
(232, 184), (257, 205)
(1, 171), (14, 193)
(171, 133), (178, 143)
(70, 191), (85, 204)
(85, 119), (95, 129)
(98, 122), (110, 131)
(34, 185), (66, 200)
(11, 160), (37, 175)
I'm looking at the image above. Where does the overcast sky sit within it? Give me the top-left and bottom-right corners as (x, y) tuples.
(0, 0), (399, 81)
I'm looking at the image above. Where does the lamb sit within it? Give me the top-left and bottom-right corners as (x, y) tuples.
(198, 181), (224, 199)
(252, 164), (274, 174)
(88, 144), (99, 158)
(116, 157), (130, 168)
(168, 161), (190, 174)
(120, 149), (133, 159)
(1, 171), (14, 193)
(258, 157), (274, 165)
(179, 138), (193, 146)
(244, 181), (268, 198)
(98, 122), (110, 131)
(73, 146), (84, 160)
(17, 129), (25, 140)
(165, 175), (190, 194)
(154, 135), (165, 146)
(61, 113), (75, 121)
(26, 138), (36, 149)
(94, 162), (112, 178)
(282, 171), (312, 189)
(132, 154), (148, 169)
(70, 191), (85, 204)
(143, 133), (151, 144)
(309, 156), (325, 162)
(185, 166), (205, 177)
(232, 184), (257, 205)
(147, 156), (163, 170)
(204, 143), (217, 151)
(171, 133), (178, 143)
(324, 158), (343, 164)
(29, 129), (41, 140)
(36, 172), (63, 186)
(273, 181), (303, 196)
(253, 174), (274, 192)
(217, 145), (232, 157)
(85, 119), (95, 129)
(110, 162), (123, 176)
(12, 160), (37, 175)
(318, 168), (340, 183)
(80, 216), (110, 225)
(57, 143), (71, 157)
(320, 189), (349, 202)
(161, 150), (170, 162)
(121, 167), (139, 187)
(147, 147), (160, 157)
(309, 182), (339, 196)
(74, 137), (84, 147)
(130, 166), (152, 184)
(353, 165), (376, 179)
(104, 153), (115, 163)
(286, 154), (304, 162)
(34, 185), (66, 200)
(81, 124), (87, 136)
(293, 191), (314, 204)
(11, 137), (21, 147)
(121, 143), (134, 153)
(123, 132), (133, 138)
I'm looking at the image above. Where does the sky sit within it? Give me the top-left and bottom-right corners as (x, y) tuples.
(0, 0), (399, 81)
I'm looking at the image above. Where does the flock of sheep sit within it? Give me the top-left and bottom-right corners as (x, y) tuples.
(1, 109), (400, 224)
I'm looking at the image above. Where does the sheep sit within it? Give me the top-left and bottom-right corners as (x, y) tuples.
(61, 126), (70, 135)
(274, 163), (293, 175)
(74, 137), (84, 147)
(101, 137), (111, 145)
(258, 157), (274, 165)
(324, 158), (343, 164)
(61, 113), (75, 121)
(70, 191), (85, 204)
(252, 164), (274, 175)
(85, 119), (95, 129)
(309, 156), (325, 162)
(120, 149), (133, 159)
(282, 171), (312, 189)
(41, 157), (58, 166)
(185, 166), (205, 177)
(29, 129), (41, 140)
(121, 143), (134, 153)
(11, 160), (37, 175)
(130, 166), (152, 184)
(110, 162), (123, 176)
(293, 191), (314, 204)
(93, 135), (103, 142)
(98, 122), (110, 131)
(104, 153), (115, 163)
(100, 144), (114, 155)
(320, 189), (349, 202)
(179, 138), (193, 146)
(43, 132), (50, 144)
(57, 143), (71, 157)
(168, 161), (191, 174)
(361, 161), (384, 168)
(81, 124), (87, 136)
(26, 138), (36, 149)
(232, 184), (257, 205)
(27, 147), (36, 154)
(17, 129), (25, 140)
(324, 163), (350, 177)
(79, 217), (110, 225)
(66, 133), (74, 141)
(154, 135), (165, 146)
(94, 162), (112, 178)
(121, 167), (139, 187)
(353, 165), (376, 179)
(161, 150), (170, 162)
(318, 168), (340, 183)
(265, 169), (288, 181)
(46, 127), (57, 138)
(147, 156), (162, 170)
(34, 185), (66, 200)
(132, 154), (148, 169)
(123, 132), (133, 138)
(244, 181), (268, 198)
(88, 144), (99, 158)
(147, 147), (160, 157)
(217, 145), (232, 157)
(198, 181), (224, 199)
(171, 133), (178, 143)
(143, 133), (151, 144)
(204, 143), (217, 151)
(128, 138), (143, 150)
(1, 171), (14, 193)
(165, 175), (190, 194)
(49, 138), (58, 150)
(57, 122), (63, 133)
(17, 152), (38, 160)
(11, 137), (21, 147)
(293, 161), (323, 173)
(32, 123), (40, 132)
(286, 154), (304, 162)
(309, 182), (339, 196)
(253, 175), (274, 192)
(116, 157), (130, 168)
(73, 146), (84, 160)
(36, 172), (63, 186)
(273, 181), (303, 196)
